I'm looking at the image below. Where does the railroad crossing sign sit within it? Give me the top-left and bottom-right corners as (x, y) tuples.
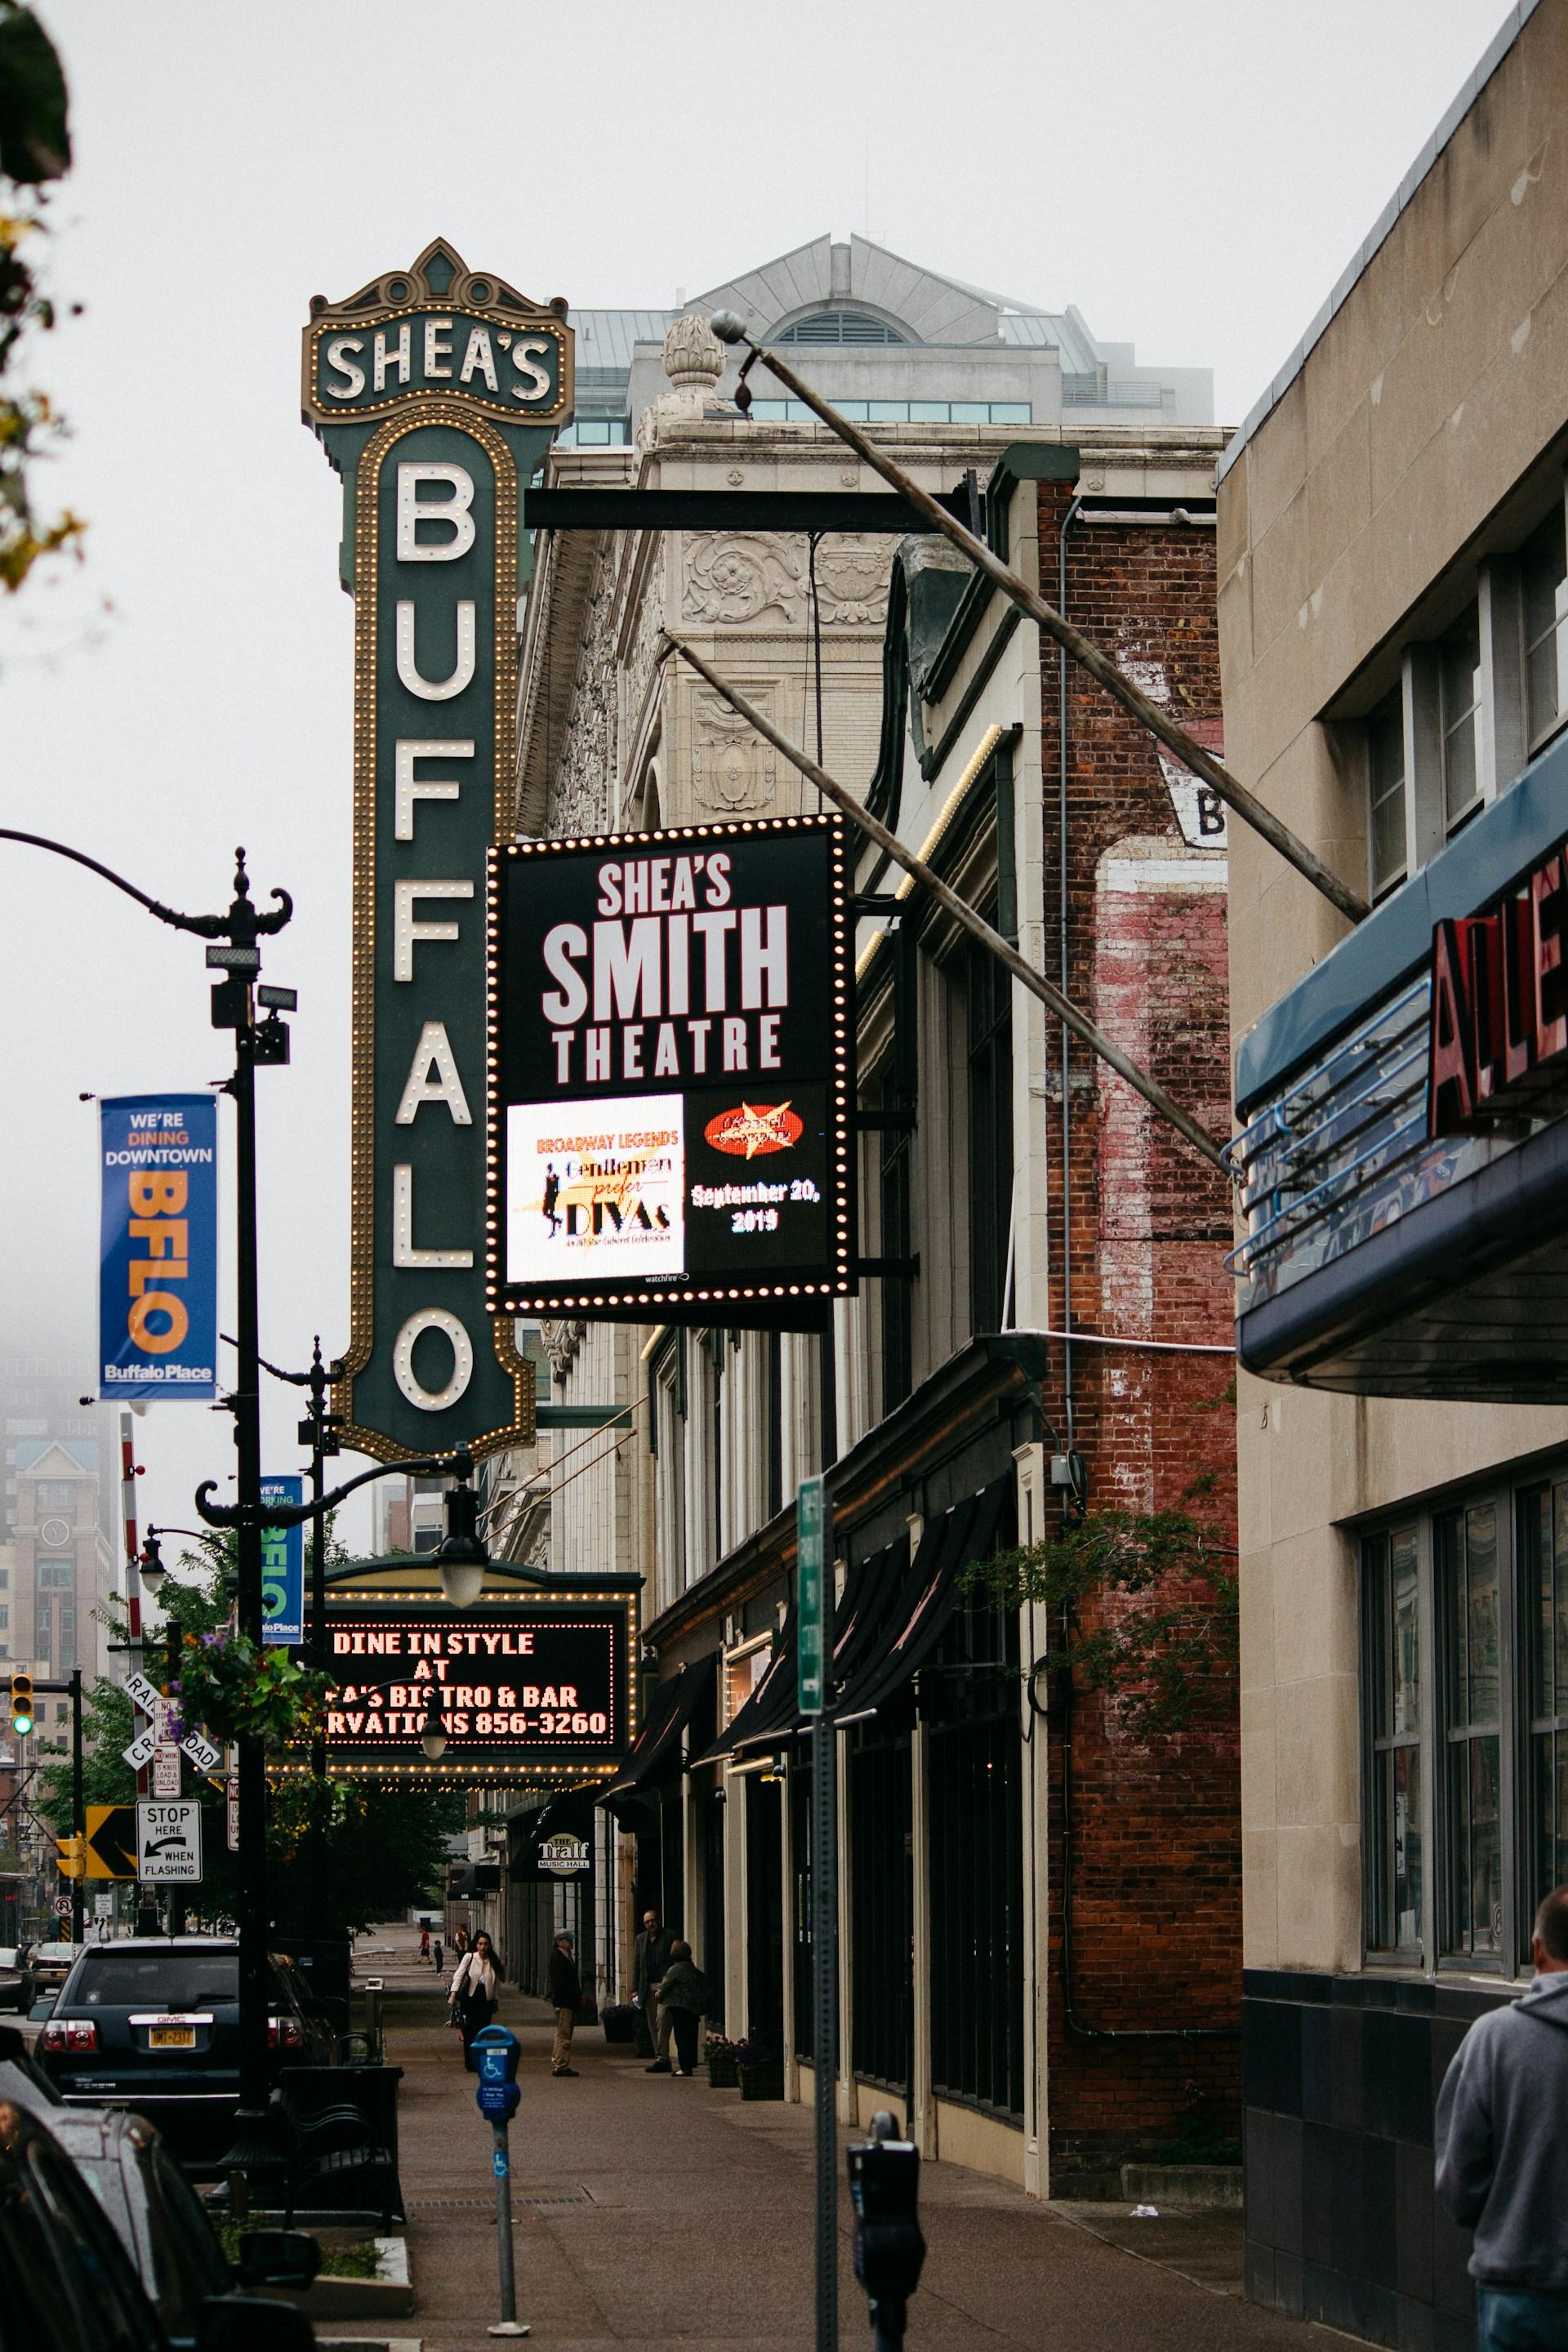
(85, 1803), (138, 1881)
(136, 1800), (202, 1882)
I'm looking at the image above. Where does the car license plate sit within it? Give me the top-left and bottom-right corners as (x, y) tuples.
(149, 2026), (195, 2049)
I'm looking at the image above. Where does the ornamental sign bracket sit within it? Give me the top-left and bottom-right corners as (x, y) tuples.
(304, 240), (572, 1463)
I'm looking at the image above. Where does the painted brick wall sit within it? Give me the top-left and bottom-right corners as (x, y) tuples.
(1036, 483), (1241, 2188)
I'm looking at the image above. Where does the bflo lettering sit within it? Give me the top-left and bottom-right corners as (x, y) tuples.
(125, 1170), (191, 1356)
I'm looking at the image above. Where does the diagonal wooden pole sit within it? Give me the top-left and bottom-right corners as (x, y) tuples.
(706, 319), (1369, 929)
(662, 630), (1228, 1174)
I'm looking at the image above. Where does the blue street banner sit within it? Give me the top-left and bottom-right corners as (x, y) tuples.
(260, 1475), (305, 1646)
(98, 1095), (218, 1401)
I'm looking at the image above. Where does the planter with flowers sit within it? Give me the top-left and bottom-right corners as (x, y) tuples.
(705, 2034), (739, 2087)
(601, 2003), (637, 2046)
(167, 1628), (330, 1750)
(732, 2037), (784, 2101)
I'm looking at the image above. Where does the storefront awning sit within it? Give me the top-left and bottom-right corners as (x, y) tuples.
(598, 1656), (715, 1812)
(692, 1615), (800, 1765)
(834, 1477), (1010, 1723)
(509, 1788), (598, 1882)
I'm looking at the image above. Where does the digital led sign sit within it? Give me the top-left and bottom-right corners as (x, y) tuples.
(487, 814), (853, 1317)
(323, 1604), (628, 1772)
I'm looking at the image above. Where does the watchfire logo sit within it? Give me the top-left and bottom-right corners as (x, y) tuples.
(703, 1102), (804, 1159)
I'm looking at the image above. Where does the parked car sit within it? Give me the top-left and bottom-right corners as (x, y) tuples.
(0, 2027), (318, 2346)
(47, 2104), (318, 2345)
(29, 1938), (83, 1992)
(37, 1937), (321, 2151)
(0, 2020), (61, 2109)
(0, 1943), (34, 2010)
(0, 2090), (315, 2351)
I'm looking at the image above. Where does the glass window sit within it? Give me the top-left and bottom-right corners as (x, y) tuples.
(1523, 504), (1568, 751)
(1367, 692), (1407, 900)
(907, 400), (951, 422)
(988, 402), (1032, 423)
(1439, 1501), (1503, 1962)
(1440, 603), (1483, 833)
(1365, 1528), (1423, 1954)
(33, 1483), (74, 1510)
(950, 401), (992, 423)
(33, 1602), (49, 1659)
(36, 1561), (72, 1590)
(866, 401), (910, 421)
(1519, 1481), (1568, 1910)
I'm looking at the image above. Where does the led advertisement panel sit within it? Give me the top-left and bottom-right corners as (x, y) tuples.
(323, 1602), (630, 1778)
(487, 814), (853, 1317)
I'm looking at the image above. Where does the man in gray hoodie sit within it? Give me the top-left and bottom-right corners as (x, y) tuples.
(1436, 1884), (1568, 2350)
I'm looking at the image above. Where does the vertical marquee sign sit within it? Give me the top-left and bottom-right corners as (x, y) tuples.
(302, 240), (572, 1459)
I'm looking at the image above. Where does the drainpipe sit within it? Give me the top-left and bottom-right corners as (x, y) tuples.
(1057, 495), (1082, 1456)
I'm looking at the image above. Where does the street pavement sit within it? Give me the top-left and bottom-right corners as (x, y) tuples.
(359, 1924), (1325, 2352)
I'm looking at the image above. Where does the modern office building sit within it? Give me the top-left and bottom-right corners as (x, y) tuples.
(1218, 4), (1568, 2340)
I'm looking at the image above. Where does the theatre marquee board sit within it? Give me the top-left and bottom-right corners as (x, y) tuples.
(320, 1601), (632, 1783)
(487, 814), (854, 1321)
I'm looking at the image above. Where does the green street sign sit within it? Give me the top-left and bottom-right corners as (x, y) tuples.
(304, 241), (572, 1463)
(798, 1474), (830, 1714)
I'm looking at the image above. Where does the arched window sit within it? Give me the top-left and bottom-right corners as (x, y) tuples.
(775, 308), (908, 347)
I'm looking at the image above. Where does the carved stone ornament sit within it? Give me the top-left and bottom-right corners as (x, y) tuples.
(543, 1319), (585, 1381)
(663, 312), (724, 396)
(683, 533), (804, 626)
(813, 536), (891, 627)
(693, 688), (777, 813)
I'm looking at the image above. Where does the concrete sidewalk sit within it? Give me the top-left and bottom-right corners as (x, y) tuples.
(375, 1940), (1321, 2352)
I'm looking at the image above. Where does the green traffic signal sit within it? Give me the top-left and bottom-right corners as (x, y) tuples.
(9, 1671), (33, 1737)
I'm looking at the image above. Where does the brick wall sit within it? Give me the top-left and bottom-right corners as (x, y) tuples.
(1036, 483), (1241, 2188)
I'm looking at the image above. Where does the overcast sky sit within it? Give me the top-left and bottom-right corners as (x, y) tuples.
(0, 0), (1517, 1556)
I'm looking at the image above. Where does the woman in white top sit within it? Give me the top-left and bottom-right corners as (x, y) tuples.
(448, 1930), (500, 2070)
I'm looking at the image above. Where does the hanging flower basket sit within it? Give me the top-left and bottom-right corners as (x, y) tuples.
(167, 1628), (329, 1749)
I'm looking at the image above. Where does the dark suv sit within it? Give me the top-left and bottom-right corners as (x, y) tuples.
(38, 1938), (319, 2148)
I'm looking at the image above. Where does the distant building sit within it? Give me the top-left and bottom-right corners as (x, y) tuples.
(560, 234), (1210, 450)
(12, 1440), (113, 1694)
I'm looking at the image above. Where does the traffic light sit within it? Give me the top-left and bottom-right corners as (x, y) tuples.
(55, 1833), (84, 1880)
(9, 1672), (33, 1737)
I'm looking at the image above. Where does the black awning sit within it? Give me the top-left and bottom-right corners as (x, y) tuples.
(599, 1656), (715, 1810)
(510, 1789), (598, 1882)
(829, 1535), (911, 1696)
(692, 1615), (800, 1765)
(834, 1477), (1011, 1723)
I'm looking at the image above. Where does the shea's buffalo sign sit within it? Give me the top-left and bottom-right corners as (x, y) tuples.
(487, 815), (853, 1316)
(1428, 835), (1568, 1134)
(303, 240), (572, 1459)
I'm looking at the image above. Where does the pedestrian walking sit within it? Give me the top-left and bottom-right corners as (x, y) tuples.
(547, 1931), (582, 2078)
(432, 1936), (443, 1975)
(448, 1929), (500, 2071)
(634, 1906), (676, 2072)
(452, 1927), (470, 1961)
(1436, 1883), (1568, 2350)
(419, 1923), (430, 1962)
(653, 1939), (710, 2077)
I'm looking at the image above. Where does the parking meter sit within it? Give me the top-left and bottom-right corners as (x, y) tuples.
(847, 2112), (924, 2351)
(472, 2028), (526, 2334)
(473, 2025), (522, 2116)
